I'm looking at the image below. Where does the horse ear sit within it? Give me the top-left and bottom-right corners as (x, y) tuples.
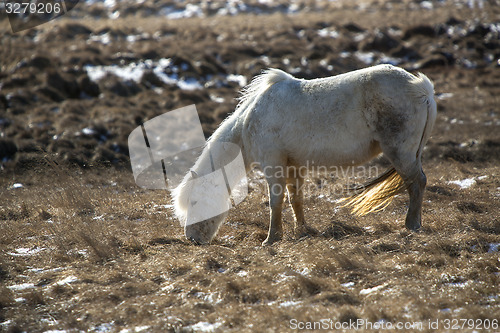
(190, 170), (199, 179)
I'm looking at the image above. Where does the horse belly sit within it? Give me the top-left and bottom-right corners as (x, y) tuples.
(286, 127), (381, 168)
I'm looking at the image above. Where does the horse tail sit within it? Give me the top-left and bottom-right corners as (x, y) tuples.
(341, 72), (436, 216)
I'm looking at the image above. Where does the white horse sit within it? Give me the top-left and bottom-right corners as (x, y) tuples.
(173, 64), (437, 245)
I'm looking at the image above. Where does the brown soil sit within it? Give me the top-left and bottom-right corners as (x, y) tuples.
(1, 0), (499, 332)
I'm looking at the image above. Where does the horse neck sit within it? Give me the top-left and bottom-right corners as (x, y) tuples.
(192, 112), (244, 174)
(209, 112), (243, 147)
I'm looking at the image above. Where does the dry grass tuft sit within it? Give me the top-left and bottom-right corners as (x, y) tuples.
(322, 220), (364, 240)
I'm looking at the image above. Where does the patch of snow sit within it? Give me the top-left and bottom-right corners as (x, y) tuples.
(460, 58), (478, 69)
(236, 270), (248, 277)
(160, 283), (175, 292)
(86, 63), (145, 82)
(191, 291), (222, 305)
(341, 282), (355, 288)
(85, 0), (114, 7)
(355, 51), (376, 65)
(7, 283), (35, 291)
(84, 58), (206, 91)
(56, 275), (78, 285)
(177, 78), (203, 90)
(319, 59), (334, 71)
(318, 28), (339, 38)
(488, 243), (500, 253)
(441, 273), (468, 287)
(8, 247), (46, 256)
(10, 183), (24, 189)
(353, 32), (368, 42)
(190, 321), (223, 333)
(378, 55), (402, 65)
(288, 3), (300, 13)
(28, 267), (64, 273)
(360, 283), (388, 295)
(71, 249), (89, 258)
(447, 281), (469, 288)
(82, 127), (96, 136)
(226, 74), (247, 87)
(275, 273), (294, 283)
(447, 177), (476, 189)
(109, 11), (120, 19)
(93, 322), (114, 333)
(279, 300), (302, 307)
(119, 326), (150, 333)
(40, 317), (59, 326)
(486, 295), (498, 303)
(259, 55), (271, 66)
(162, 4), (204, 20)
(210, 94), (225, 103)
(436, 92), (454, 100)
(317, 194), (339, 204)
(420, 1), (433, 9)
(339, 51), (351, 59)
(89, 32), (111, 45)
(103, 0), (116, 8)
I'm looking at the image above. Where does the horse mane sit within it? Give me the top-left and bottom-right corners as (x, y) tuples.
(236, 68), (294, 111)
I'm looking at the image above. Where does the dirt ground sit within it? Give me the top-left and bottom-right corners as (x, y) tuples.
(1, 0), (499, 332)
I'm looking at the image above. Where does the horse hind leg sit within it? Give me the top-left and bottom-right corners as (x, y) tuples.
(383, 149), (426, 230)
(405, 168), (426, 230)
(287, 174), (318, 238)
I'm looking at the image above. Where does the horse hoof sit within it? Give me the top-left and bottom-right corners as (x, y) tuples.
(262, 239), (272, 246)
(262, 236), (280, 246)
(405, 223), (421, 231)
(187, 237), (208, 245)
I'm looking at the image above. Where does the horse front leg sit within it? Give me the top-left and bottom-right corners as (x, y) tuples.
(262, 176), (286, 246)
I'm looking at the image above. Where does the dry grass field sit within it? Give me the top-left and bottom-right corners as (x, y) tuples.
(1, 0), (499, 332)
